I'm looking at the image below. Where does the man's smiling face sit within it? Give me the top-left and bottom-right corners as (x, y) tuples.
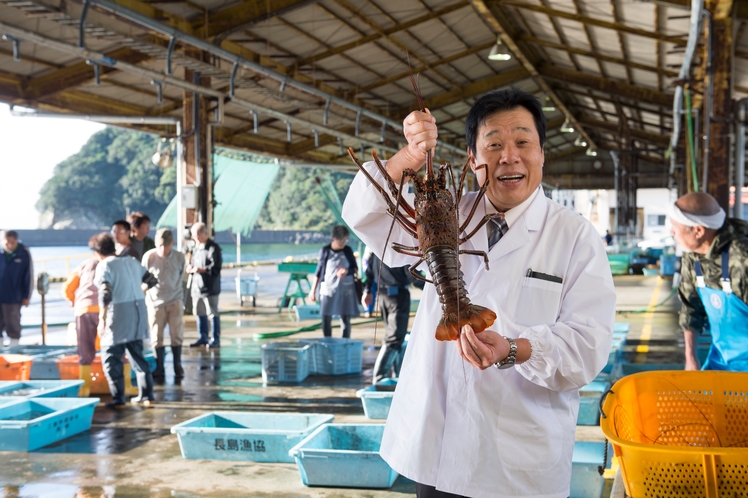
(468, 106), (544, 212)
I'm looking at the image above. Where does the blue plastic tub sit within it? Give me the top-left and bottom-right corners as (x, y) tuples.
(601, 338), (625, 374)
(261, 342), (312, 383)
(289, 424), (398, 488)
(570, 441), (607, 498)
(577, 381), (609, 426)
(0, 396), (25, 407)
(356, 379), (397, 419)
(613, 323), (630, 334)
(5, 346), (78, 380)
(170, 412), (334, 463)
(293, 304), (321, 321)
(0, 397), (99, 451)
(660, 254), (677, 276)
(300, 338), (363, 375)
(0, 380), (83, 398)
(613, 363), (684, 380)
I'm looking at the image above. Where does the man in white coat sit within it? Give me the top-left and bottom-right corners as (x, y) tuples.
(342, 88), (616, 498)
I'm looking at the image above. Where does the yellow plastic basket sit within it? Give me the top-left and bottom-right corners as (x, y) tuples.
(600, 371), (748, 497)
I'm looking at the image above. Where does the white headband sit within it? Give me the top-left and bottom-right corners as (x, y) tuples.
(668, 203), (725, 229)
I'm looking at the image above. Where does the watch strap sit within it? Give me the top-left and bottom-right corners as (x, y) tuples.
(495, 336), (517, 370)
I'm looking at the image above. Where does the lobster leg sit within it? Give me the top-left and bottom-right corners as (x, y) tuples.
(455, 158), (472, 204)
(459, 164), (492, 233)
(348, 148), (419, 237)
(459, 249), (490, 271)
(408, 258), (433, 284)
(460, 213), (499, 245)
(392, 242), (421, 253)
(371, 151), (417, 220)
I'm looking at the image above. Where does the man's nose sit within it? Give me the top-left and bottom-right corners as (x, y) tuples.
(499, 143), (520, 164)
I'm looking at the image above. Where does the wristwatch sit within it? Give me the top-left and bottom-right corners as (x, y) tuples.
(495, 336), (517, 370)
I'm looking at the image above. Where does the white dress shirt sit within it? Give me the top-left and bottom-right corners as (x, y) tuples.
(342, 160), (615, 498)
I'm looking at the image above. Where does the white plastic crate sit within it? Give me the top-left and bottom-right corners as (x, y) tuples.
(261, 342), (311, 383)
(293, 304), (321, 321)
(299, 338), (363, 375)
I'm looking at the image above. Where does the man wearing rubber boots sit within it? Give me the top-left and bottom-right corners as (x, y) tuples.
(342, 88), (615, 497)
(670, 192), (748, 372)
(188, 223), (222, 348)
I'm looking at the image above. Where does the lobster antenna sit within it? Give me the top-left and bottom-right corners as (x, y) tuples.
(406, 53), (433, 180)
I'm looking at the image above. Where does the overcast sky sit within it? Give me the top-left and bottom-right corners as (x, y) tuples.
(0, 104), (105, 230)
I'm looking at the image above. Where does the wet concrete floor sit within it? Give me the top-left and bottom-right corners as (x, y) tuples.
(0, 274), (681, 497)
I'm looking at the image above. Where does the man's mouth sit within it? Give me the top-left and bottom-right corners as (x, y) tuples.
(498, 174), (525, 183)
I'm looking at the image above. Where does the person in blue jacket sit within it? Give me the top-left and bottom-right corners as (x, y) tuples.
(0, 230), (33, 348)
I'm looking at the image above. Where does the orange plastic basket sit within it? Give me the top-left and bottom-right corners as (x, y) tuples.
(56, 354), (137, 395)
(601, 371), (748, 497)
(0, 354), (32, 380)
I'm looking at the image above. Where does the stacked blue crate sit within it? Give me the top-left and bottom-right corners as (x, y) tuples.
(577, 381), (610, 426)
(288, 424), (398, 488)
(171, 412), (334, 463)
(5, 346), (78, 380)
(0, 380), (83, 398)
(299, 338), (363, 375)
(261, 342), (312, 383)
(570, 441), (610, 498)
(0, 397), (99, 451)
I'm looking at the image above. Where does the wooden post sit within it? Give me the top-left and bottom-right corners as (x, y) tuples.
(705, 0), (734, 210)
(183, 63), (212, 232)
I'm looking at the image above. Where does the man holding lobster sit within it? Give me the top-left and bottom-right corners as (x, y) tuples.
(343, 88), (616, 498)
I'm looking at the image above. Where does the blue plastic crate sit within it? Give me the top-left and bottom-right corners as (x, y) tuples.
(0, 397), (99, 451)
(660, 254), (677, 276)
(601, 338), (625, 374)
(577, 381), (610, 426)
(0, 380), (83, 398)
(130, 351), (156, 383)
(613, 323), (630, 334)
(170, 412), (334, 463)
(6, 346), (78, 380)
(356, 378), (397, 419)
(261, 342), (311, 383)
(613, 362), (684, 380)
(0, 396), (25, 407)
(299, 338), (363, 375)
(570, 441), (607, 498)
(289, 424), (398, 488)
(293, 304), (321, 321)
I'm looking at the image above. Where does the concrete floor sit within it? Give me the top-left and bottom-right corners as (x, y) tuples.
(0, 273), (683, 497)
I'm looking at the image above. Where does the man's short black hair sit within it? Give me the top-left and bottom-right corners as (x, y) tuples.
(91, 233), (116, 256)
(112, 219), (131, 231)
(465, 88), (546, 155)
(331, 225), (349, 240)
(128, 212), (150, 229)
(1, 230), (18, 240)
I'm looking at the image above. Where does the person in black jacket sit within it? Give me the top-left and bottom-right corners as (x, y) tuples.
(309, 225), (360, 338)
(187, 223), (222, 348)
(363, 252), (417, 383)
(0, 230), (33, 347)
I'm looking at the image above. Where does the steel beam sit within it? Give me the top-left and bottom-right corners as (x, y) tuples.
(197, 0), (315, 39)
(577, 116), (670, 146)
(537, 65), (673, 107)
(293, 1), (468, 68)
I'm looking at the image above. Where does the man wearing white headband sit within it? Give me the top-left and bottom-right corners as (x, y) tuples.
(669, 192), (748, 372)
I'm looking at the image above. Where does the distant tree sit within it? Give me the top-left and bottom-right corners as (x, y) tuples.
(37, 127), (171, 227)
(254, 166), (353, 232)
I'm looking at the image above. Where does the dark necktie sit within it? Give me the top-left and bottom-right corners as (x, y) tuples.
(488, 216), (508, 250)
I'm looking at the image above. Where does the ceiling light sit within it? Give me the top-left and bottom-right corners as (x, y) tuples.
(574, 135), (587, 147)
(586, 147), (598, 157)
(488, 36), (512, 61)
(541, 97), (556, 112)
(560, 118), (574, 133)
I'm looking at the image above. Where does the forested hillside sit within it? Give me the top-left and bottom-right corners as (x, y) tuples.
(37, 127), (353, 232)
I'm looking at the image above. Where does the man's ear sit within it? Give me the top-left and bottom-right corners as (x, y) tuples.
(468, 149), (476, 173)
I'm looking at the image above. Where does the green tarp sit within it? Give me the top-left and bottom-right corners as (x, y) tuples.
(157, 155), (279, 236)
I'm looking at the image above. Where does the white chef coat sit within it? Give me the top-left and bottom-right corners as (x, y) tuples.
(342, 160), (615, 498)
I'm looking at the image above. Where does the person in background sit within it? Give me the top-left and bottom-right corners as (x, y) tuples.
(111, 220), (139, 260)
(62, 235), (100, 395)
(363, 252), (416, 383)
(0, 230), (33, 348)
(309, 225), (360, 338)
(361, 246), (378, 318)
(670, 192), (748, 372)
(187, 223), (222, 348)
(604, 230), (613, 246)
(92, 232), (158, 408)
(128, 212), (155, 260)
(142, 229), (186, 379)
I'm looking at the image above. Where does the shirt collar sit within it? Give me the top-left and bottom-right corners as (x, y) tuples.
(483, 186), (541, 229)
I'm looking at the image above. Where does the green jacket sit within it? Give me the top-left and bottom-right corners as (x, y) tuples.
(678, 218), (748, 333)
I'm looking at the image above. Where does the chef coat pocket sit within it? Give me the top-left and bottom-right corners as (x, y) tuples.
(514, 276), (562, 327)
(496, 387), (563, 471)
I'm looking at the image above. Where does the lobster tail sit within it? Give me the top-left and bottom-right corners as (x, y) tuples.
(434, 304), (497, 341)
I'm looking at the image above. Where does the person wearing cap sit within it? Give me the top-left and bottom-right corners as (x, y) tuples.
(142, 229), (186, 379)
(669, 192), (748, 372)
(0, 230), (33, 348)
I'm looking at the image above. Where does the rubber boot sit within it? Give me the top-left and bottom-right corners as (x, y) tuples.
(208, 315), (220, 348)
(9, 338), (19, 347)
(172, 346), (184, 378)
(190, 315), (210, 347)
(152, 347), (166, 378)
(78, 364), (92, 397)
